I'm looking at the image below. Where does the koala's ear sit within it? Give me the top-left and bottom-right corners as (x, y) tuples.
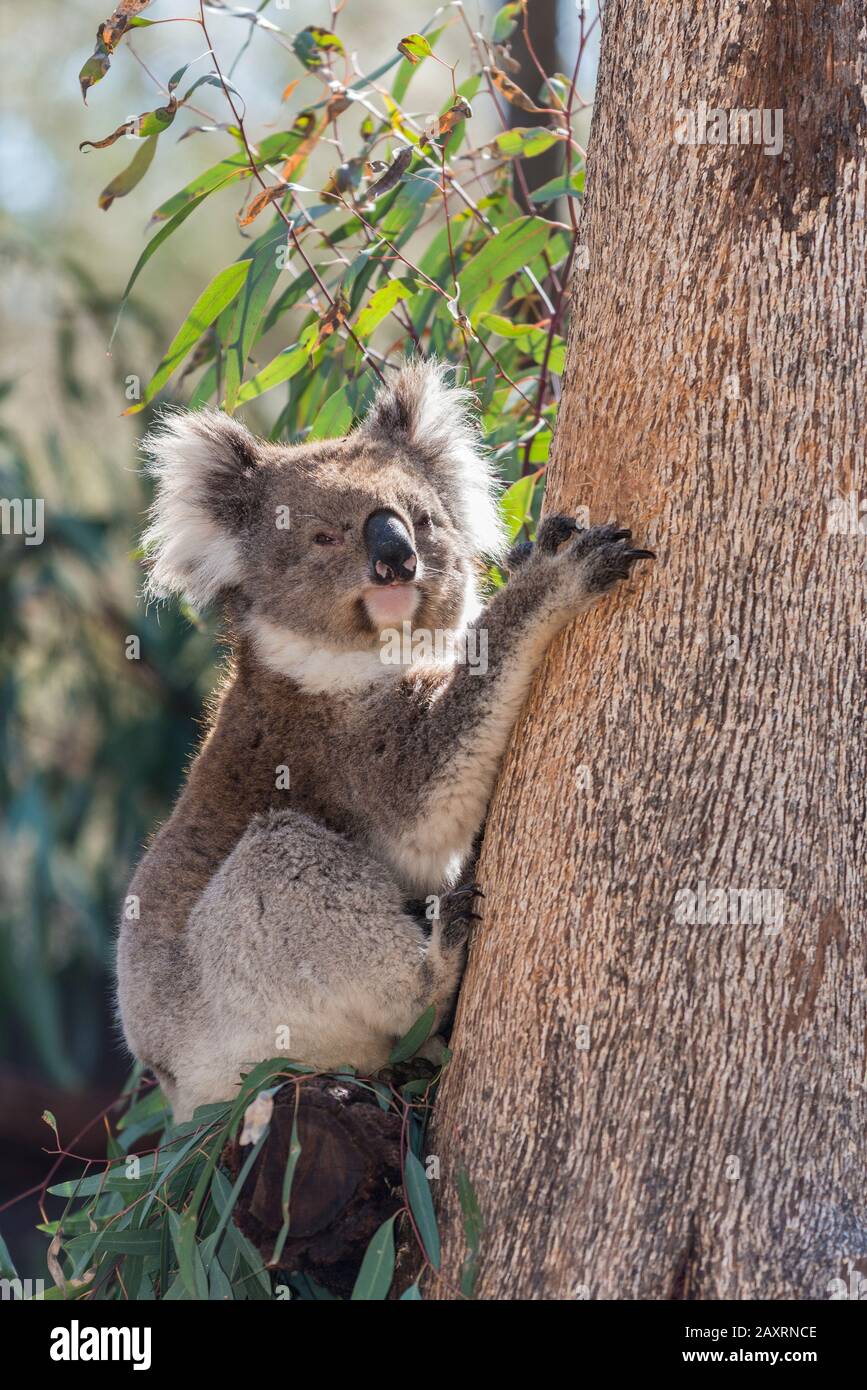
(357, 357), (507, 561)
(141, 408), (262, 608)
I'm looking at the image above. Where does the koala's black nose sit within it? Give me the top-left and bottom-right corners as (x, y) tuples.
(364, 509), (418, 584)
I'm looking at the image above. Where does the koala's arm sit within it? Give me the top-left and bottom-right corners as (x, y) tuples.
(348, 519), (653, 892)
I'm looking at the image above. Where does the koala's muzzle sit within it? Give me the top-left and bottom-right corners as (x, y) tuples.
(364, 509), (418, 584)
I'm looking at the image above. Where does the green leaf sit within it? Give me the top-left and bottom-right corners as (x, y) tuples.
(270, 1109), (302, 1265)
(389, 1003), (435, 1064)
(124, 260), (251, 414)
(356, 279), (416, 338)
(529, 170), (585, 204)
(171, 1209), (208, 1300)
(494, 127), (561, 160)
(209, 1130), (269, 1250)
(208, 1258), (234, 1300)
(308, 382), (355, 440)
(397, 34), (433, 64)
(493, 3), (523, 42)
(458, 216), (554, 313)
(98, 134), (158, 212)
(499, 471), (542, 541)
(293, 26), (344, 70)
(221, 226), (285, 412)
(150, 130), (306, 224)
(107, 183), (234, 352)
(89, 1230), (164, 1257)
(392, 26), (445, 103)
(235, 343), (308, 405)
(457, 1166), (483, 1297)
(351, 1215), (396, 1300)
(0, 1232), (17, 1280)
(404, 1151), (440, 1270)
(479, 314), (566, 373)
(399, 1280), (422, 1300)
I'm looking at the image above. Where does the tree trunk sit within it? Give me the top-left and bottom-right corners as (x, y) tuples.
(428, 0), (867, 1300)
(503, 0), (561, 205)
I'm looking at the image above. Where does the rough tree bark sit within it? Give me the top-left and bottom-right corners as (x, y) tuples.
(428, 0), (867, 1300)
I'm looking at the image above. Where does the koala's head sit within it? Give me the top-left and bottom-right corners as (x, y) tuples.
(141, 360), (506, 669)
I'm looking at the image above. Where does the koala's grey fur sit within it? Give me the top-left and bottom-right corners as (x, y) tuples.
(116, 360), (652, 1119)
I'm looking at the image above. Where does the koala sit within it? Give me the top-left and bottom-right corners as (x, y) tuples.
(116, 359), (652, 1120)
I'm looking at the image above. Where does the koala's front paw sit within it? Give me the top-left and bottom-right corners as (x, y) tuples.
(506, 514), (579, 572)
(567, 523), (655, 594)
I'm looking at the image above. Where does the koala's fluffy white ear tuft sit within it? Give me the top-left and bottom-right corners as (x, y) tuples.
(359, 358), (507, 562)
(141, 408), (261, 609)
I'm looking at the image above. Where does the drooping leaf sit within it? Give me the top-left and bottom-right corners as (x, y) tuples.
(123, 259), (251, 414)
(389, 1004), (436, 1064)
(404, 1151), (441, 1270)
(221, 227), (286, 412)
(490, 66), (549, 114)
(421, 97), (473, 150)
(107, 176), (238, 351)
(351, 1215), (396, 1300)
(98, 134), (158, 211)
(79, 1), (154, 101)
(238, 183), (287, 228)
(457, 1167), (483, 1298)
(80, 86), (181, 151)
(308, 292), (350, 355)
(365, 145), (413, 201)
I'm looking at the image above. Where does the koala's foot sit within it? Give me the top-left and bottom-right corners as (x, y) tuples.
(440, 880), (483, 947)
(568, 523), (655, 593)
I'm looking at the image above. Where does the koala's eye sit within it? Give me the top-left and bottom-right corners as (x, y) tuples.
(313, 531), (341, 547)
(415, 512), (432, 530)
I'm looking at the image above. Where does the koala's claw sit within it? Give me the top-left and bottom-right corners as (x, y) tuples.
(440, 881), (483, 947)
(445, 880), (485, 901)
(569, 526), (655, 593)
(536, 513), (581, 555)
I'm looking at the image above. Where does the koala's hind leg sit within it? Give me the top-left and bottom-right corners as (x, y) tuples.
(173, 810), (462, 1119)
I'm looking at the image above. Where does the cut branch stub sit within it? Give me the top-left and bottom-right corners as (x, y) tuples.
(223, 1076), (403, 1297)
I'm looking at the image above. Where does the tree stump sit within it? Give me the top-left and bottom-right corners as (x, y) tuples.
(223, 1077), (404, 1298)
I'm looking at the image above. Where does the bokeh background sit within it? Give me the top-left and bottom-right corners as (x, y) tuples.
(0, 0), (597, 1276)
